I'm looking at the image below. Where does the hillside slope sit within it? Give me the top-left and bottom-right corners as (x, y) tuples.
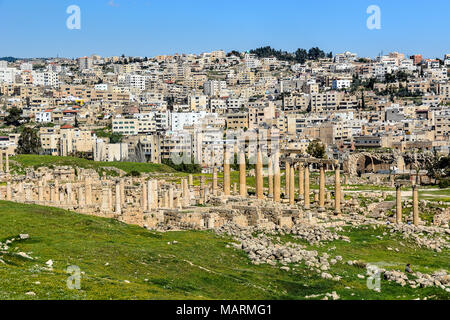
(0, 201), (448, 300)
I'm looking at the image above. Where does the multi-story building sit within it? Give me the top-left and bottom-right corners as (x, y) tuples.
(310, 92), (341, 112)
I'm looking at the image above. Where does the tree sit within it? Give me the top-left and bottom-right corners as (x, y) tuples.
(109, 133), (123, 144)
(4, 107), (22, 126)
(16, 127), (41, 154)
(425, 151), (450, 183)
(307, 47), (326, 60)
(227, 50), (241, 58)
(361, 90), (366, 110)
(162, 155), (202, 173)
(306, 140), (326, 159)
(294, 48), (308, 64)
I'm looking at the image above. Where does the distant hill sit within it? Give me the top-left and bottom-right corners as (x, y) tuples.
(0, 57), (18, 63)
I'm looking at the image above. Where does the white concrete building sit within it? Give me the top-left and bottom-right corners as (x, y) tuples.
(203, 80), (227, 96)
(35, 110), (52, 123)
(119, 74), (149, 90)
(332, 79), (351, 90)
(171, 111), (210, 131)
(94, 139), (128, 162)
(0, 67), (16, 84)
(32, 71), (59, 87)
(20, 63), (33, 71)
(94, 83), (109, 91)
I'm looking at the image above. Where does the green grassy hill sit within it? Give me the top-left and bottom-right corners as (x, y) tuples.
(10, 155), (175, 176)
(0, 201), (448, 300)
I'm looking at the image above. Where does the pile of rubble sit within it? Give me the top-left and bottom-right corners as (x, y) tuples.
(289, 224), (350, 246)
(384, 269), (450, 292)
(433, 207), (450, 227)
(217, 224), (342, 279)
(386, 223), (450, 252)
(217, 222), (450, 294)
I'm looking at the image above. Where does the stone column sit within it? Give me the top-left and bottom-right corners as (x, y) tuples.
(142, 179), (148, 209)
(298, 164), (304, 200)
(274, 152), (281, 203)
(6, 181), (11, 201)
(344, 175), (349, 185)
(147, 180), (153, 211)
(199, 187), (205, 206)
(183, 179), (190, 207)
(319, 164), (325, 211)
(78, 185), (85, 206)
(85, 177), (92, 205)
(50, 185), (55, 204)
(164, 191), (169, 209)
(412, 184), (419, 226)
(335, 167), (341, 215)
(239, 152), (247, 197)
(38, 181), (44, 203)
(101, 184), (109, 212)
(204, 186), (209, 204)
(223, 150), (231, 196)
(212, 167), (218, 196)
(289, 163), (295, 205)
(120, 179), (125, 205)
(0, 151), (3, 173)
(108, 188), (112, 210)
(285, 160), (290, 198)
(66, 183), (73, 205)
(115, 183), (121, 215)
(25, 185), (31, 202)
(188, 174), (194, 187)
(153, 180), (158, 208)
(18, 182), (24, 202)
(174, 191), (180, 208)
(5, 152), (9, 173)
(200, 176), (205, 190)
(256, 149), (263, 200)
(169, 187), (174, 209)
(268, 156), (274, 198)
(304, 164), (310, 209)
(395, 184), (402, 224)
(59, 187), (65, 204)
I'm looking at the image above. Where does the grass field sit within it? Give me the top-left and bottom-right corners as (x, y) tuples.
(0, 201), (448, 300)
(10, 155), (175, 176)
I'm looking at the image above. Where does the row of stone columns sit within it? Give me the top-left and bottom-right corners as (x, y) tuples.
(226, 150), (342, 214)
(2, 175), (198, 215)
(2, 180), (89, 206)
(285, 161), (340, 213)
(278, 159), (341, 214)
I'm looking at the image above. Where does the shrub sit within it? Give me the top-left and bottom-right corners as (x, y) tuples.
(128, 170), (141, 177)
(438, 179), (450, 189)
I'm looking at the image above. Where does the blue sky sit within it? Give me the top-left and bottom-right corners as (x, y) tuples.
(0, 0), (449, 59)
